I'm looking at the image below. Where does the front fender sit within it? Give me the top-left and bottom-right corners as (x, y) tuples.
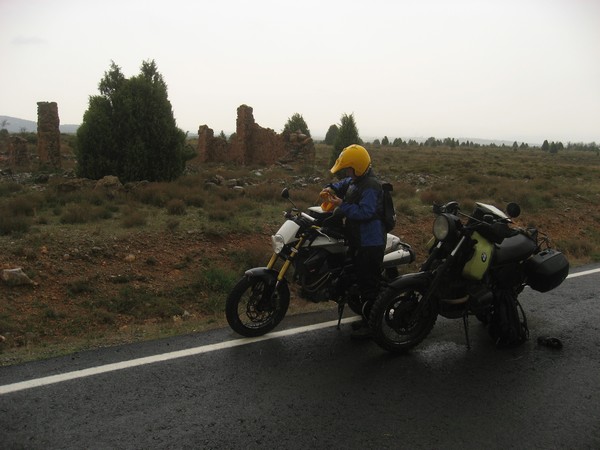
(386, 271), (432, 290)
(244, 267), (287, 288)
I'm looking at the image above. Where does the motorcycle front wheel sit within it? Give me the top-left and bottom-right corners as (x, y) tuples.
(369, 281), (437, 353)
(225, 275), (290, 337)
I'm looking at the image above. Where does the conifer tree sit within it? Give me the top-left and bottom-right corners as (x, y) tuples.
(541, 139), (550, 152)
(324, 124), (339, 145)
(283, 113), (311, 136)
(331, 113), (360, 166)
(77, 60), (187, 182)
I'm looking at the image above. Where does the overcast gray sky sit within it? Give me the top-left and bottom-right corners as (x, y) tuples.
(1, 0), (599, 144)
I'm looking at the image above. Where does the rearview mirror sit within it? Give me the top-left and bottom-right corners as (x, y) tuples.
(506, 202), (521, 218)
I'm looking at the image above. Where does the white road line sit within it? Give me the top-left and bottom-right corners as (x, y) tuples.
(566, 268), (600, 279)
(1, 267), (598, 396)
(0, 317), (360, 395)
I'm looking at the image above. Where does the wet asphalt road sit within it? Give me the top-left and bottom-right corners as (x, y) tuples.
(1, 265), (599, 449)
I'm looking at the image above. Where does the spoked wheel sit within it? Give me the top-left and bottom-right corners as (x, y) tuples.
(225, 275), (290, 337)
(369, 281), (437, 353)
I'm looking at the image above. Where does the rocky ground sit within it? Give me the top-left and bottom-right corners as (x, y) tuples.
(0, 226), (275, 363)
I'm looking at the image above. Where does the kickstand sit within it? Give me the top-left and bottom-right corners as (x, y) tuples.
(462, 313), (471, 349)
(337, 302), (345, 330)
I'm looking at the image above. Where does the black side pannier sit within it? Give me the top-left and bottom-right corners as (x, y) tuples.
(524, 248), (569, 292)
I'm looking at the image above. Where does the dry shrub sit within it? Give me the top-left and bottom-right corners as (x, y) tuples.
(96, 286), (184, 320)
(4, 193), (42, 216)
(60, 204), (89, 224)
(213, 188), (237, 202)
(419, 188), (444, 205)
(246, 183), (282, 202)
(121, 208), (147, 228)
(174, 173), (204, 188)
(395, 199), (418, 217)
(166, 198), (187, 215)
(133, 183), (169, 207)
(205, 187), (255, 214)
(60, 203), (113, 224)
(0, 209), (31, 235)
(183, 192), (206, 208)
(207, 209), (229, 222)
(166, 219), (180, 231)
(67, 278), (96, 296)
(393, 181), (416, 198)
(0, 181), (24, 196)
(284, 185), (322, 206)
(558, 238), (593, 261)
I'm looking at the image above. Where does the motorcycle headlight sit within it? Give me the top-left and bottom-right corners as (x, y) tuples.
(433, 214), (456, 241)
(271, 234), (285, 254)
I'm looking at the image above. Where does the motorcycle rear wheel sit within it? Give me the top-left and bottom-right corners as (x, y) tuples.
(225, 275), (290, 337)
(369, 281), (437, 353)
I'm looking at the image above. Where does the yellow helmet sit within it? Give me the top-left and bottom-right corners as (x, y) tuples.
(330, 144), (371, 177)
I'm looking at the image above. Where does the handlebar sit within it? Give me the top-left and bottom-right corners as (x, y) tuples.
(434, 200), (518, 244)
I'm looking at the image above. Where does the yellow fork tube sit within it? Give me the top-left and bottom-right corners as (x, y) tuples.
(266, 253), (278, 269)
(275, 237), (305, 281)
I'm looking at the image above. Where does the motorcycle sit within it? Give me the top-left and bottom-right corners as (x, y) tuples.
(226, 187), (415, 337)
(369, 200), (570, 353)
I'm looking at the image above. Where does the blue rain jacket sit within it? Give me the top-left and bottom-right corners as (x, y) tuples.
(327, 168), (385, 248)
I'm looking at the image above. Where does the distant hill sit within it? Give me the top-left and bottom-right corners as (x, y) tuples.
(0, 115), (79, 134)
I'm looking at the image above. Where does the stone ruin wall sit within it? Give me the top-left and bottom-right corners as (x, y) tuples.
(37, 101), (61, 169)
(197, 104), (315, 166)
(197, 126), (232, 164)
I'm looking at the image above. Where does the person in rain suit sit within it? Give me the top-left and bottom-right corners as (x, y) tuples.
(321, 144), (385, 339)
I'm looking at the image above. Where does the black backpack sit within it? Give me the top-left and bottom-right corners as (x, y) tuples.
(381, 182), (397, 233)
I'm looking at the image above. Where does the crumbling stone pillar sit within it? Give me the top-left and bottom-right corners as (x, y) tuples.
(197, 125), (213, 163)
(37, 101), (61, 169)
(229, 104), (254, 164)
(197, 125), (231, 163)
(8, 136), (30, 167)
